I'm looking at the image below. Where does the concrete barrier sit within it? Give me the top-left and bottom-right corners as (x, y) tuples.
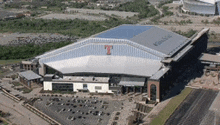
(1, 88), (21, 102)
(24, 103), (61, 125)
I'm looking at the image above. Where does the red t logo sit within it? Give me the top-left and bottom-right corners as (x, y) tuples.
(105, 45), (113, 55)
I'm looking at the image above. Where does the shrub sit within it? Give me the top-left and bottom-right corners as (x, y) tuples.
(113, 0), (159, 19)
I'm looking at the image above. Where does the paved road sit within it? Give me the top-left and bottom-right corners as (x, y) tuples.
(0, 93), (49, 125)
(200, 91), (220, 125)
(165, 89), (218, 125)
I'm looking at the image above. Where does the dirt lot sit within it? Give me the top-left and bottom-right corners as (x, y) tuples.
(66, 8), (138, 18)
(0, 33), (71, 45)
(188, 71), (220, 91)
(38, 13), (108, 21)
(143, 3), (220, 34)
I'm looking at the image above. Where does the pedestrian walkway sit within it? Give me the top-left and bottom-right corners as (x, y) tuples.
(0, 93), (49, 125)
(108, 99), (136, 125)
(141, 98), (171, 125)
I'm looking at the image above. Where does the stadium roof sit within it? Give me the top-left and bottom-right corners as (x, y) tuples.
(95, 25), (153, 39)
(45, 55), (163, 77)
(36, 25), (194, 79)
(119, 81), (145, 86)
(119, 77), (146, 86)
(37, 25), (190, 62)
(94, 25), (190, 57)
(150, 67), (170, 80)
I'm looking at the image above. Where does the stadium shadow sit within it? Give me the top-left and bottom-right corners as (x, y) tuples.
(161, 60), (204, 102)
(207, 46), (220, 54)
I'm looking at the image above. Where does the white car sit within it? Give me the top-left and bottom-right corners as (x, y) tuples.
(98, 111), (104, 116)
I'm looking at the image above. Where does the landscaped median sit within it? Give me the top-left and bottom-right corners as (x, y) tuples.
(150, 87), (193, 125)
(0, 110), (11, 125)
(0, 117), (9, 125)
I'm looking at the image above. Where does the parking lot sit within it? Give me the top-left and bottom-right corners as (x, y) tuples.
(34, 95), (123, 125)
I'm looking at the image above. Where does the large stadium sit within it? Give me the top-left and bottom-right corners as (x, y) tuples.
(182, 0), (220, 15)
(34, 25), (209, 102)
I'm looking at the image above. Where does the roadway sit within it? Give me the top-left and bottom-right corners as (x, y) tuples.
(165, 89), (218, 125)
(0, 93), (49, 125)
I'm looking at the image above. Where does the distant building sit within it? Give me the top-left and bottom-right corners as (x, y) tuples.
(41, 6), (47, 9)
(23, 11), (32, 17)
(21, 5), (30, 9)
(35, 25), (209, 102)
(108, 3), (116, 8)
(181, 0), (220, 15)
(20, 59), (38, 72)
(200, 53), (220, 72)
(44, 75), (111, 93)
(200, 53), (220, 83)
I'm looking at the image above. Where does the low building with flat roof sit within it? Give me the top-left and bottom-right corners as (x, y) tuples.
(19, 70), (42, 88)
(200, 53), (220, 72)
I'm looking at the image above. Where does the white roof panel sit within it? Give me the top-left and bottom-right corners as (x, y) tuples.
(45, 55), (163, 77)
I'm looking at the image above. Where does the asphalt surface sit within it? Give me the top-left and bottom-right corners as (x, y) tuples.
(0, 93), (49, 125)
(165, 89), (218, 125)
(34, 96), (122, 125)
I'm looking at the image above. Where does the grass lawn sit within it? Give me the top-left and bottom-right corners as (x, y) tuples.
(0, 70), (3, 75)
(12, 82), (21, 86)
(0, 119), (8, 125)
(146, 107), (153, 113)
(150, 87), (193, 125)
(0, 59), (22, 65)
(3, 120), (8, 125)
(21, 87), (33, 94)
(0, 112), (10, 125)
